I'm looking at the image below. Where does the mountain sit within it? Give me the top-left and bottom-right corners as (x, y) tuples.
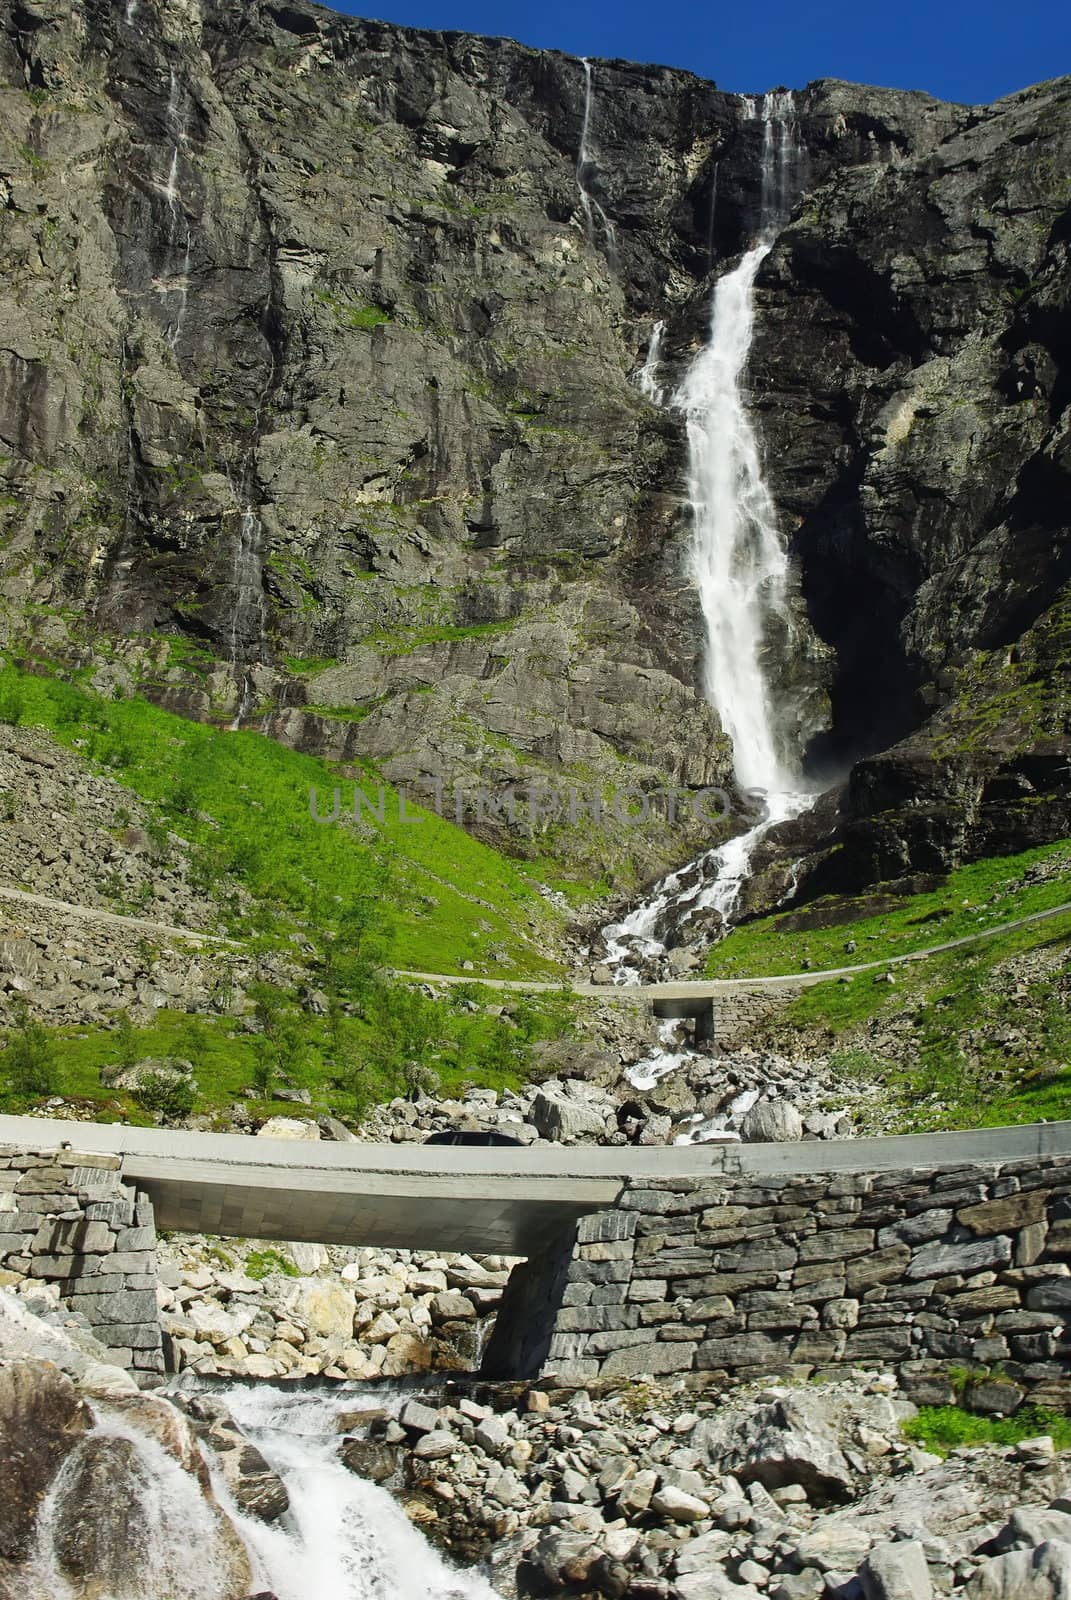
(0, 0), (1068, 901)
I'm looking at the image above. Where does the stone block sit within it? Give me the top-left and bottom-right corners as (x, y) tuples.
(797, 1229), (875, 1264)
(847, 1245), (910, 1292)
(1025, 1279), (1071, 1313)
(958, 1192), (1046, 1234)
(696, 1333), (795, 1370)
(689, 1295), (735, 1320)
(792, 1331), (846, 1363)
(877, 1209), (952, 1248)
(575, 1211), (636, 1245)
(33, 1218), (116, 1255)
(93, 1323), (163, 1350)
(64, 1275), (126, 1297)
(627, 1279), (668, 1302)
(949, 1285), (1019, 1313)
(115, 1227), (157, 1252)
(578, 1241), (634, 1263)
(600, 1341), (697, 1378)
(106, 1251), (155, 1275)
(556, 1305), (637, 1334)
(699, 1206), (751, 1230)
(16, 1172), (71, 1194)
(714, 1243), (797, 1273)
(844, 1327), (912, 1360)
(906, 1235), (1012, 1281)
(584, 1328), (652, 1354)
(84, 1200), (134, 1226)
(71, 1288), (158, 1324)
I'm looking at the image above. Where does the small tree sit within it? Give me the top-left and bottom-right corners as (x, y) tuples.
(246, 981), (305, 1102)
(2, 1003), (56, 1101)
(113, 1008), (139, 1070)
(251, 1034), (278, 1102)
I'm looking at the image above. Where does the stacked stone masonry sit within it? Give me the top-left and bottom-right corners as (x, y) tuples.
(0, 1142), (163, 1382)
(539, 1157), (1071, 1410)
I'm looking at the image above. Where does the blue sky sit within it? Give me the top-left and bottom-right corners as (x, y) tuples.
(325, 0), (1065, 104)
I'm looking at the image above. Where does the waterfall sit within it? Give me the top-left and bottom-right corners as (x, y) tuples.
(221, 1386), (503, 1599)
(576, 59), (618, 263)
(602, 90), (816, 984)
(637, 320), (665, 403)
(19, 1388), (502, 1600)
(156, 67), (193, 351)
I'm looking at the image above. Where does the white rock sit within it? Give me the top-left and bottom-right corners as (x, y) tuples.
(256, 1117), (321, 1140)
(650, 1484), (709, 1523)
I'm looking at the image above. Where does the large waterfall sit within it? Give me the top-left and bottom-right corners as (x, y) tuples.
(603, 92), (814, 983)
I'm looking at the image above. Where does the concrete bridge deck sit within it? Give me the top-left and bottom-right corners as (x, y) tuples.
(4, 1116), (1071, 1256)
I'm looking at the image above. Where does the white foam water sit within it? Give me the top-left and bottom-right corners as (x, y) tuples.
(576, 58), (619, 263)
(637, 319), (666, 403)
(221, 1385), (501, 1600)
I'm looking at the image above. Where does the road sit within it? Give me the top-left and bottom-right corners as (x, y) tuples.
(3, 1114), (1071, 1254)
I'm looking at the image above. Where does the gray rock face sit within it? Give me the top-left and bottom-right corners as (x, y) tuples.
(1, 2), (1066, 890)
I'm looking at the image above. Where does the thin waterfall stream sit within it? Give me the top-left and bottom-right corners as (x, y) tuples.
(603, 93), (818, 1020)
(576, 58), (618, 264)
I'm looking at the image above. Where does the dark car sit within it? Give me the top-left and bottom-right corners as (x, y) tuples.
(423, 1129), (524, 1146)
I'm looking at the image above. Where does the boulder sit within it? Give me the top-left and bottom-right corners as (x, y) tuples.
(964, 1541), (1071, 1600)
(256, 1118), (321, 1140)
(740, 1100), (804, 1143)
(0, 1362), (93, 1559)
(861, 1540), (935, 1600)
(530, 1084), (612, 1143)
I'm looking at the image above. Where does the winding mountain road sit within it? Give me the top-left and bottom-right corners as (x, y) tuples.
(1, 878), (1068, 998)
(398, 898), (1071, 1000)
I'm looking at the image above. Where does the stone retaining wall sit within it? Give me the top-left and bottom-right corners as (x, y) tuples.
(529, 1156), (1071, 1409)
(0, 1142), (163, 1383)
(714, 984), (804, 1045)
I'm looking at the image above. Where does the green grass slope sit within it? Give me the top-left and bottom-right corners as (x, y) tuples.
(0, 662), (573, 1124)
(705, 840), (1071, 979)
(0, 663), (564, 977)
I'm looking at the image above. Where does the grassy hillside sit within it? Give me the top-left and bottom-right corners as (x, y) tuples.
(760, 907), (1071, 1133)
(704, 840), (1071, 979)
(0, 662), (573, 1123)
(0, 663), (565, 977)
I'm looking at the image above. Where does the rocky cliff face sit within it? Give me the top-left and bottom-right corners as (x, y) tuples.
(0, 0), (1067, 893)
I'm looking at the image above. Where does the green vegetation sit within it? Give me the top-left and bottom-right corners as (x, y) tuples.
(0, 662), (563, 977)
(362, 618), (518, 656)
(0, 659), (579, 1123)
(0, 984), (573, 1125)
(0, 1002), (56, 1103)
(903, 1404), (1071, 1454)
(312, 288), (392, 330)
(245, 1248), (299, 1280)
(705, 840), (1071, 979)
(777, 907), (1071, 1132)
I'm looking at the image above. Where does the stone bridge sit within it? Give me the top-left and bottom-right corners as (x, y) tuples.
(2, 1115), (1071, 1407)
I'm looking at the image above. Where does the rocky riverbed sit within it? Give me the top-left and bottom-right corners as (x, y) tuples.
(5, 1288), (1071, 1600)
(155, 1231), (517, 1383)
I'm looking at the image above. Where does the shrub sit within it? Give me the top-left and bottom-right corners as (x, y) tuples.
(130, 1068), (195, 1120)
(1, 1004), (56, 1101)
(903, 1403), (1071, 1454)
